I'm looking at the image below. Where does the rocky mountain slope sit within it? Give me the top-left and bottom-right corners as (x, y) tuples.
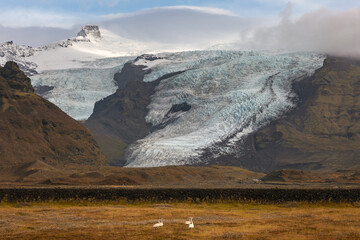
(208, 57), (360, 172)
(85, 62), (160, 143)
(2, 34), (359, 172)
(0, 61), (106, 169)
(85, 52), (325, 167)
(84, 61), (159, 165)
(85, 54), (360, 172)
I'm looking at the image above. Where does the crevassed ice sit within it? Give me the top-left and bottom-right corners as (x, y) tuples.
(30, 57), (133, 119)
(125, 51), (325, 167)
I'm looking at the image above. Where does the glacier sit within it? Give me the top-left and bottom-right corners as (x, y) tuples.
(2, 37), (326, 167)
(125, 51), (325, 167)
(1, 25), (241, 120)
(31, 57), (132, 119)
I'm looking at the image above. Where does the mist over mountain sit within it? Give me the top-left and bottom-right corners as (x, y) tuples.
(101, 7), (256, 46)
(240, 4), (360, 58)
(0, 7), (251, 48)
(0, 25), (77, 47)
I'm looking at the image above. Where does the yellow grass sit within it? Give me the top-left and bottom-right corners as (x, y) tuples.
(1, 202), (360, 239)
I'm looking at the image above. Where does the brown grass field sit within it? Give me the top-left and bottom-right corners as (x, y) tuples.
(1, 201), (360, 240)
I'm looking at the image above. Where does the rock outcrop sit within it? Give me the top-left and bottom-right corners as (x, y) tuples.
(85, 63), (159, 144)
(77, 25), (101, 40)
(84, 63), (160, 165)
(0, 61), (106, 168)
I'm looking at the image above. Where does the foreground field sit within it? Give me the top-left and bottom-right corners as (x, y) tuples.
(1, 202), (360, 240)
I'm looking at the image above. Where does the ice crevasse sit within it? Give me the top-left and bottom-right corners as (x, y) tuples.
(125, 51), (325, 167)
(31, 57), (132, 120)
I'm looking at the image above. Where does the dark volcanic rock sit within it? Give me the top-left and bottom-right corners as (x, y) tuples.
(85, 63), (160, 144)
(85, 62), (189, 165)
(113, 62), (149, 89)
(34, 85), (54, 95)
(77, 25), (101, 39)
(0, 61), (106, 168)
(167, 102), (191, 114)
(151, 102), (192, 131)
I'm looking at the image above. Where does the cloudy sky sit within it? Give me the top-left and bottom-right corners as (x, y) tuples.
(0, 0), (359, 57)
(1, 0), (359, 28)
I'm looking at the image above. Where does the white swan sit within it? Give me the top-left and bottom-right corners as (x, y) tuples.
(189, 218), (194, 229)
(153, 219), (164, 228)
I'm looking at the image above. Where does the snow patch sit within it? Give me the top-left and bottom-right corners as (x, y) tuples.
(133, 55), (171, 70)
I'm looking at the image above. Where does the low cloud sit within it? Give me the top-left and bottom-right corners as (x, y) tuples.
(0, 25), (77, 47)
(241, 4), (360, 58)
(101, 6), (258, 46)
(1, 4), (360, 58)
(0, 6), (259, 47)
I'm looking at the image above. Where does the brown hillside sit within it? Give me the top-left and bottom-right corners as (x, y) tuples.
(0, 61), (106, 169)
(0, 163), (265, 187)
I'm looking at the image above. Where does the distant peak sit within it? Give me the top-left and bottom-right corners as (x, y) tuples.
(77, 25), (101, 41)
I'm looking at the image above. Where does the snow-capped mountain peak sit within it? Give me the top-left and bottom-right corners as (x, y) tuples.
(0, 41), (38, 75)
(76, 25), (102, 42)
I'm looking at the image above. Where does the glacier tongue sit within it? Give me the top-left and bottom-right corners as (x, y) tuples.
(31, 57), (132, 119)
(125, 51), (325, 167)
